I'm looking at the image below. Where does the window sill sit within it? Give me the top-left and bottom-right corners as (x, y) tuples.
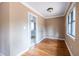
(66, 34), (75, 40)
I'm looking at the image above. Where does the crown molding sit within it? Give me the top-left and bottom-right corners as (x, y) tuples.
(45, 14), (64, 19)
(20, 2), (45, 18)
(66, 2), (76, 16)
(64, 2), (71, 16)
(20, 2), (71, 19)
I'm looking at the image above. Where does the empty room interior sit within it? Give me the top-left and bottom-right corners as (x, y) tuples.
(0, 2), (79, 56)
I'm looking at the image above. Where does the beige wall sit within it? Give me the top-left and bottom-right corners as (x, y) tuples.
(9, 2), (29, 55)
(0, 2), (45, 56)
(45, 17), (65, 39)
(9, 3), (45, 55)
(65, 3), (79, 55)
(0, 3), (10, 56)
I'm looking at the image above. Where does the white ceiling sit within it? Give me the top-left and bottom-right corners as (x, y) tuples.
(22, 2), (70, 19)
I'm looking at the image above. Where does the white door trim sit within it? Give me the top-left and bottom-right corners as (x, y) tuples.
(28, 12), (38, 47)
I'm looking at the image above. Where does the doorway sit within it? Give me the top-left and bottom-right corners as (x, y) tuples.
(28, 12), (38, 47)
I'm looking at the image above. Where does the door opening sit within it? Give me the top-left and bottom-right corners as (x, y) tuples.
(31, 15), (36, 46)
(28, 12), (38, 47)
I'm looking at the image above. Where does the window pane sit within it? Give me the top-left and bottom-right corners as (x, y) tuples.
(73, 7), (76, 21)
(67, 23), (69, 34)
(67, 16), (69, 34)
(72, 22), (75, 36)
(66, 7), (76, 37)
(69, 14), (71, 23)
(68, 24), (71, 34)
(71, 11), (73, 21)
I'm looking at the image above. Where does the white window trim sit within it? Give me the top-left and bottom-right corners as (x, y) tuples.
(66, 33), (75, 40)
(66, 2), (76, 40)
(28, 12), (39, 47)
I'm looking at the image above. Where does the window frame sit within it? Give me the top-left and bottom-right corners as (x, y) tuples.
(66, 7), (76, 39)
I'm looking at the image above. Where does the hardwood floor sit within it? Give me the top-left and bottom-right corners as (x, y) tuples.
(22, 38), (70, 56)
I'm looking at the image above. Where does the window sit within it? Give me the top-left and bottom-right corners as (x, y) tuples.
(67, 7), (76, 37)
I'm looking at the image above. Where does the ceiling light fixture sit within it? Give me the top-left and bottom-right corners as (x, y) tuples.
(47, 7), (53, 13)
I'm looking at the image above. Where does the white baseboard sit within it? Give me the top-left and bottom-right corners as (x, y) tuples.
(17, 38), (44, 56)
(36, 38), (44, 44)
(65, 40), (73, 56)
(43, 36), (65, 40)
(17, 37), (65, 56)
(17, 48), (30, 56)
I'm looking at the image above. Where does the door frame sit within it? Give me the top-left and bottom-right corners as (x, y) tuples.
(28, 12), (38, 47)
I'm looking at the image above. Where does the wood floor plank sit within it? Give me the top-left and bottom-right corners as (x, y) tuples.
(22, 38), (70, 56)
